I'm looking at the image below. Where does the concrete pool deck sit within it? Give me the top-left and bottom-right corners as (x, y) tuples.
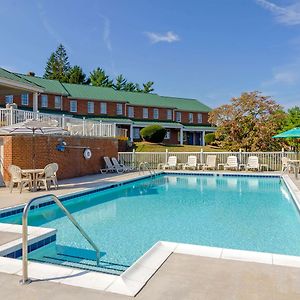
(0, 170), (300, 299)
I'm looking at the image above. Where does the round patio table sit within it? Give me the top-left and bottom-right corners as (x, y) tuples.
(22, 169), (44, 192)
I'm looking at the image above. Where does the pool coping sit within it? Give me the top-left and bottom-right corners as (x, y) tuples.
(0, 171), (300, 296)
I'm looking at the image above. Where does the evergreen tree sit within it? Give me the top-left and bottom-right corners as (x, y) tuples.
(44, 44), (70, 81)
(90, 67), (113, 87)
(67, 65), (89, 84)
(143, 81), (154, 93)
(124, 82), (137, 92)
(113, 74), (127, 90)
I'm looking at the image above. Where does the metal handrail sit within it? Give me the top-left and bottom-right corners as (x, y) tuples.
(138, 162), (156, 176)
(20, 194), (100, 285)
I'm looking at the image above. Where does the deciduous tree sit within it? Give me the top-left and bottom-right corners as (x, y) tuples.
(209, 91), (286, 151)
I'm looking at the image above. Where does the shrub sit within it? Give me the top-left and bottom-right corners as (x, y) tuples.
(204, 133), (216, 145)
(140, 125), (166, 143)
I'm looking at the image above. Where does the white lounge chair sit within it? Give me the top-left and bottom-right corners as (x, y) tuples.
(183, 155), (197, 170)
(111, 157), (133, 173)
(224, 156), (238, 171)
(8, 165), (32, 193)
(158, 156), (177, 170)
(37, 163), (59, 191)
(246, 156), (260, 171)
(281, 157), (293, 173)
(100, 157), (116, 173)
(202, 155), (217, 170)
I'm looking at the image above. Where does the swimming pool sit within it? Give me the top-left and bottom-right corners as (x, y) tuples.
(1, 174), (300, 275)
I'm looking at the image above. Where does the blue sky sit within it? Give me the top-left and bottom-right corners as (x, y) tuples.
(1, 0), (300, 109)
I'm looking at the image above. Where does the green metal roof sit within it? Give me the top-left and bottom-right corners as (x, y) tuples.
(0, 68), (43, 88)
(62, 83), (125, 102)
(133, 120), (182, 127)
(90, 117), (132, 123)
(18, 74), (69, 95)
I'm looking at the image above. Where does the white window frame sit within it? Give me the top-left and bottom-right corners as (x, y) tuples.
(5, 95), (13, 104)
(153, 108), (159, 119)
(41, 94), (48, 108)
(54, 96), (62, 109)
(165, 130), (170, 140)
(176, 111), (181, 122)
(87, 101), (94, 114)
(100, 102), (107, 114)
(70, 100), (77, 113)
(116, 103), (123, 115)
(128, 106), (134, 118)
(197, 113), (203, 124)
(188, 113), (193, 123)
(133, 127), (140, 139)
(143, 107), (149, 119)
(167, 109), (172, 120)
(21, 93), (29, 106)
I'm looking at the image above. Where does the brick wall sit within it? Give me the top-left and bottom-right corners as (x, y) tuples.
(1, 135), (118, 183)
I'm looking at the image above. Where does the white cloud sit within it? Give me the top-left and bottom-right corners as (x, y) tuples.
(145, 31), (180, 43)
(256, 0), (300, 25)
(99, 14), (112, 52)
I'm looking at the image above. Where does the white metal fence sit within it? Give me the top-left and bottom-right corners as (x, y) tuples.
(118, 150), (298, 171)
(0, 108), (125, 138)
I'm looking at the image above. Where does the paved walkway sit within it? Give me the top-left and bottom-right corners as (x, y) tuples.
(1, 254), (300, 299)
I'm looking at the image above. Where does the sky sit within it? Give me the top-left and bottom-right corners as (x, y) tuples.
(1, 0), (300, 109)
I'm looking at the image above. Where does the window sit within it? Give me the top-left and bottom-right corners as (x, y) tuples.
(188, 113), (193, 123)
(55, 96), (62, 109)
(70, 100), (77, 113)
(153, 108), (159, 119)
(5, 95), (13, 104)
(143, 108), (148, 119)
(165, 130), (170, 140)
(133, 128), (140, 139)
(21, 93), (29, 106)
(167, 109), (172, 120)
(87, 101), (94, 114)
(116, 103), (123, 115)
(128, 106), (134, 118)
(41, 94), (48, 108)
(100, 102), (107, 114)
(197, 113), (203, 124)
(175, 112), (181, 122)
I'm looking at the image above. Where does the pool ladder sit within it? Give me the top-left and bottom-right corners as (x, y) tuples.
(138, 162), (156, 177)
(20, 194), (100, 285)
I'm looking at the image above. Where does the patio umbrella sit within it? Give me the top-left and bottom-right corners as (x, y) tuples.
(273, 127), (300, 159)
(0, 119), (69, 168)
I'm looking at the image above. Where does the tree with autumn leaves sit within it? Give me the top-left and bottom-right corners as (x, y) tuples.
(209, 91), (287, 151)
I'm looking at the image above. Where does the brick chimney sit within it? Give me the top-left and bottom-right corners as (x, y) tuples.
(27, 71), (35, 76)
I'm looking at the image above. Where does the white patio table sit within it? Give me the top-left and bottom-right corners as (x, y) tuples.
(288, 160), (300, 179)
(22, 169), (44, 192)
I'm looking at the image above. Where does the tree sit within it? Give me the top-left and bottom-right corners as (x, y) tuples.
(208, 91), (286, 151)
(140, 125), (166, 143)
(283, 106), (300, 130)
(142, 81), (154, 93)
(124, 82), (137, 92)
(114, 74), (127, 90)
(67, 65), (89, 84)
(44, 44), (70, 81)
(90, 67), (113, 87)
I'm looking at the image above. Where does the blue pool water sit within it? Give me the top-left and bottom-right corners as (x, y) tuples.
(1, 174), (300, 271)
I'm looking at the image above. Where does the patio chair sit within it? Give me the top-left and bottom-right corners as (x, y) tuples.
(224, 156), (238, 171)
(202, 155), (217, 170)
(281, 157), (293, 173)
(111, 157), (133, 173)
(158, 156), (177, 170)
(8, 165), (32, 193)
(183, 155), (197, 170)
(36, 163), (59, 191)
(246, 156), (260, 171)
(100, 157), (116, 174)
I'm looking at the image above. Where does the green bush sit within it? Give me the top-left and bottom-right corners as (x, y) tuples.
(204, 133), (216, 145)
(140, 125), (166, 143)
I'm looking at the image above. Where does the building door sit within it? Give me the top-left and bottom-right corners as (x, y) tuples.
(195, 132), (201, 145)
(188, 132), (193, 145)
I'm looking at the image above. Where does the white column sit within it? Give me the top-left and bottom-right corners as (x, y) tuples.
(33, 92), (38, 112)
(202, 131), (206, 146)
(180, 128), (183, 145)
(130, 124), (133, 142)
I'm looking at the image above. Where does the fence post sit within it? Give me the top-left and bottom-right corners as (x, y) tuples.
(239, 148), (242, 163)
(82, 117), (86, 136)
(200, 148), (203, 164)
(9, 107), (13, 125)
(165, 149), (168, 163)
(62, 114), (65, 128)
(132, 149), (136, 168)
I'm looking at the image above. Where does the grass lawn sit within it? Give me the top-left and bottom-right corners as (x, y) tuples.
(134, 142), (225, 152)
